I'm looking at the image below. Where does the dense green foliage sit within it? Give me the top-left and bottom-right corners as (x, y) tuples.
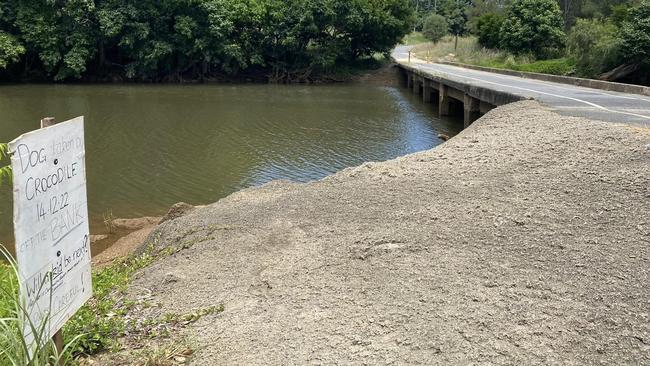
(410, 0), (647, 81)
(500, 0), (566, 58)
(0, 32), (24, 70)
(445, 0), (471, 38)
(505, 57), (575, 74)
(568, 18), (620, 77)
(619, 0), (650, 64)
(476, 13), (504, 49)
(476, 56), (575, 74)
(0, 0), (414, 82)
(422, 14), (448, 42)
(559, 0), (634, 27)
(410, 0), (470, 35)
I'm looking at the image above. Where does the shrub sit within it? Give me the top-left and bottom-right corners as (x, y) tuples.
(568, 18), (621, 77)
(476, 13), (504, 49)
(610, 4), (631, 26)
(619, 0), (650, 65)
(0, 32), (24, 70)
(512, 58), (575, 75)
(422, 14), (449, 43)
(500, 0), (566, 58)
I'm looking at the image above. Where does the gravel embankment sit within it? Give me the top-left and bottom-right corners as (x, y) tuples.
(124, 101), (649, 365)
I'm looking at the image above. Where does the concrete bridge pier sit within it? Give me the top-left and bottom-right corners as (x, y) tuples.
(413, 77), (422, 95)
(480, 101), (494, 114)
(423, 80), (434, 103)
(439, 83), (450, 116)
(399, 68), (502, 130)
(463, 94), (480, 127)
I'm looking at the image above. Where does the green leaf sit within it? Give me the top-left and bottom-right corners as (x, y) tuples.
(0, 166), (12, 187)
(0, 143), (8, 160)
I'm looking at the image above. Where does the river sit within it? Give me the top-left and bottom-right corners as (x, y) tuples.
(0, 83), (462, 252)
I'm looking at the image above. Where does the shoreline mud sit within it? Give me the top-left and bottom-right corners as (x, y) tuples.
(95, 101), (649, 365)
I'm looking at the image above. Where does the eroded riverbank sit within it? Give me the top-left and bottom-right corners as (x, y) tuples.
(95, 101), (649, 365)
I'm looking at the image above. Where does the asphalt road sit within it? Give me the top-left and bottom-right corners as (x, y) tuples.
(393, 46), (650, 127)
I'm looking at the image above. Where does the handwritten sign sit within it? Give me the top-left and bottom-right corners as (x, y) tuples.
(9, 117), (92, 345)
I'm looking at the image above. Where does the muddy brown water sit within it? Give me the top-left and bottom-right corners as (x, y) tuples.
(0, 83), (462, 255)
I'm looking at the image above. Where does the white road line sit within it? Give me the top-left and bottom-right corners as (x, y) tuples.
(415, 63), (650, 121)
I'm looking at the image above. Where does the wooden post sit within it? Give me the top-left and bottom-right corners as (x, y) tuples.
(52, 331), (64, 362)
(41, 117), (64, 362)
(41, 117), (56, 128)
(408, 51), (411, 64)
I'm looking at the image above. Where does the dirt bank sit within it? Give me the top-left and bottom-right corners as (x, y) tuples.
(114, 101), (649, 365)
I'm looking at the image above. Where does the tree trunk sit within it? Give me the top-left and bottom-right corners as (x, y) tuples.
(599, 63), (640, 82)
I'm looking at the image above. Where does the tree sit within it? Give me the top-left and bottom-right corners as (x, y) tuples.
(558, 0), (632, 29)
(443, 0), (470, 50)
(340, 0), (415, 60)
(13, 0), (97, 80)
(0, 32), (24, 69)
(422, 13), (448, 42)
(500, 0), (566, 58)
(568, 18), (620, 77)
(411, 0), (440, 31)
(0, 0), (414, 82)
(619, 0), (650, 65)
(467, 0), (509, 32)
(476, 13), (504, 48)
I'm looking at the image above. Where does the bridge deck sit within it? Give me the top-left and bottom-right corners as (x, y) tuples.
(393, 46), (650, 127)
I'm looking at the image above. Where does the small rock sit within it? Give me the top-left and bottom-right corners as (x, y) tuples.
(161, 202), (196, 223)
(90, 234), (108, 243)
(163, 273), (181, 284)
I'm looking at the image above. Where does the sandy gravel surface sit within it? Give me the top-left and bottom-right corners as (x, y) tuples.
(123, 101), (649, 365)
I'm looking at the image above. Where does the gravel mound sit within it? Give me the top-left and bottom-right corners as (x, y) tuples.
(128, 101), (650, 365)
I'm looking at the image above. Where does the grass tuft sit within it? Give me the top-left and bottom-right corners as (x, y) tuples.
(63, 246), (157, 356)
(0, 246), (79, 365)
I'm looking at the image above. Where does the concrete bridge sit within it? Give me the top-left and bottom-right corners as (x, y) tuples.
(392, 46), (650, 128)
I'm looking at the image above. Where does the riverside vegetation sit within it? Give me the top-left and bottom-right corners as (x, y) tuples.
(410, 0), (650, 85)
(0, 241), (223, 364)
(0, 0), (414, 83)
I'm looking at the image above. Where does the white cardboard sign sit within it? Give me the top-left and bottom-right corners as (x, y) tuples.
(9, 117), (92, 344)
